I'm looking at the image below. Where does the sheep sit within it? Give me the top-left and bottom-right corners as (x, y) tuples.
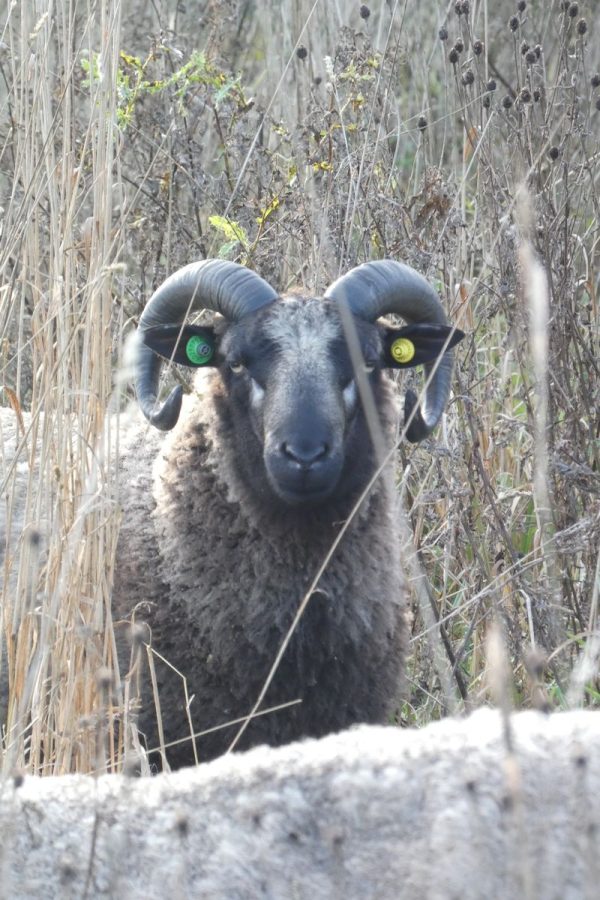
(1, 259), (463, 769)
(3, 710), (599, 899)
(111, 258), (463, 767)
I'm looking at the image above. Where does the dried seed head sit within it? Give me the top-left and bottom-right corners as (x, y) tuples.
(296, 46), (308, 60)
(449, 47), (459, 64)
(521, 40), (529, 55)
(96, 667), (114, 690)
(482, 94), (491, 108)
(175, 813), (190, 837)
(577, 18), (587, 35)
(519, 88), (532, 103)
(59, 858), (78, 883)
(123, 753), (143, 777)
(28, 528), (41, 547)
(517, 0), (526, 10)
(360, 4), (371, 19)
(533, 88), (541, 101)
(533, 690), (551, 714)
(525, 49), (537, 64)
(473, 39), (483, 55)
(75, 625), (94, 646)
(509, 15), (519, 31)
(502, 95), (513, 109)
(455, 38), (464, 52)
(591, 74), (600, 88)
(568, 2), (579, 16)
(486, 78), (497, 92)
(439, 26), (449, 41)
(535, 44), (542, 58)
(418, 115), (428, 130)
(548, 145), (560, 160)
(524, 647), (547, 680)
(462, 69), (475, 86)
(128, 622), (148, 648)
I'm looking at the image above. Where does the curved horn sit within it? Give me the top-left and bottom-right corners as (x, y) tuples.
(135, 260), (279, 430)
(325, 260), (454, 442)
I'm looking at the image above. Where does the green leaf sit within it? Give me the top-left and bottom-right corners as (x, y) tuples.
(208, 215), (249, 249)
(256, 196), (280, 227)
(217, 240), (241, 259)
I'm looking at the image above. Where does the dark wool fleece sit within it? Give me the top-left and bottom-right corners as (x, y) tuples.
(113, 373), (408, 769)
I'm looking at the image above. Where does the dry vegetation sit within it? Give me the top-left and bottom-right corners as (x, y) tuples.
(0, 0), (598, 775)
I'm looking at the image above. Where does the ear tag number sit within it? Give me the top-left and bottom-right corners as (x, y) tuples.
(186, 335), (214, 365)
(390, 337), (415, 364)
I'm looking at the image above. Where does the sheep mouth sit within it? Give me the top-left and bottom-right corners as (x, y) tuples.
(265, 468), (340, 508)
(263, 443), (345, 508)
(272, 483), (337, 508)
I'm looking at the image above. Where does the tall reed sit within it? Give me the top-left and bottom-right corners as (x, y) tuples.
(1, 0), (124, 774)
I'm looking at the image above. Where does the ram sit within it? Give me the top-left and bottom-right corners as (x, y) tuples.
(1, 259), (463, 769)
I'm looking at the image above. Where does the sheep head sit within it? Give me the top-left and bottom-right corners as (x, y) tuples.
(134, 260), (464, 507)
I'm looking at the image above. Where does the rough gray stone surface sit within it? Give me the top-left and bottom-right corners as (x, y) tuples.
(0, 709), (598, 899)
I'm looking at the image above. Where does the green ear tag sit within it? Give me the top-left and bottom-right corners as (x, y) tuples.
(186, 335), (214, 365)
(390, 337), (415, 364)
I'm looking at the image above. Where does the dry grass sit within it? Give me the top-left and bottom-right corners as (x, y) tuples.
(1, 0), (124, 773)
(0, 0), (598, 774)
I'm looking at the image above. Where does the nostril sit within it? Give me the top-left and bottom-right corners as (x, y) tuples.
(281, 441), (329, 467)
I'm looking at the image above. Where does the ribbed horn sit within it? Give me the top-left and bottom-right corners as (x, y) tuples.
(135, 260), (279, 430)
(325, 260), (455, 442)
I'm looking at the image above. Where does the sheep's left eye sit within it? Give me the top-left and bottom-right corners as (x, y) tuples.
(342, 379), (357, 407)
(364, 363), (376, 374)
(229, 361), (245, 374)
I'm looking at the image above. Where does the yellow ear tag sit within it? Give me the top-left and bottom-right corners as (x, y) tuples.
(390, 337), (415, 364)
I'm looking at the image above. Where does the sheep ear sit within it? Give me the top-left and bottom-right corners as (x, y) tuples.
(381, 324), (465, 369)
(141, 325), (218, 368)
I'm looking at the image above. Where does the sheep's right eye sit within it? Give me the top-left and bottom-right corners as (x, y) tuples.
(229, 361), (245, 374)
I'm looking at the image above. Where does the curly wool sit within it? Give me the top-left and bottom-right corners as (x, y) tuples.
(113, 372), (408, 768)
